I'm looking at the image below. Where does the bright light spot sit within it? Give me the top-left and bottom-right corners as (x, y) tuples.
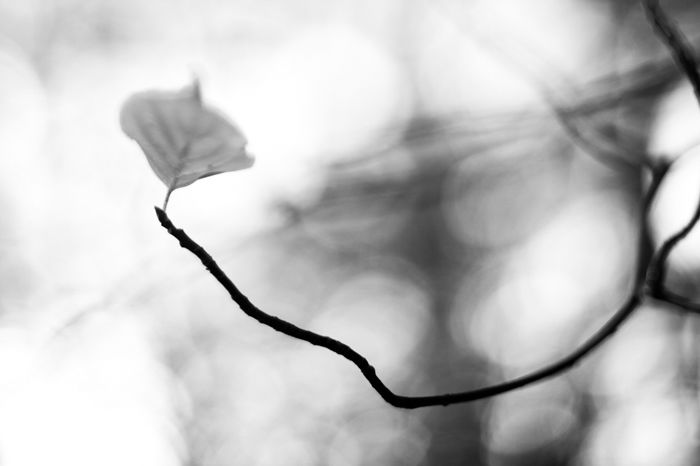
(0, 44), (49, 229)
(463, 271), (585, 370)
(518, 191), (632, 302)
(330, 410), (429, 466)
(231, 23), (409, 165)
(650, 146), (700, 270)
(487, 383), (578, 455)
(284, 343), (362, 413)
(469, 0), (611, 79)
(591, 308), (676, 399)
(649, 83), (700, 158)
(414, 7), (542, 114)
(312, 267), (430, 380)
(0, 314), (179, 466)
(0, 327), (34, 393)
(255, 429), (317, 466)
(224, 351), (288, 428)
(416, 0), (608, 115)
(453, 192), (629, 370)
(585, 396), (695, 466)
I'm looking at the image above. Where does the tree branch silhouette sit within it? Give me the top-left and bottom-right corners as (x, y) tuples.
(152, 0), (700, 408)
(154, 159), (664, 408)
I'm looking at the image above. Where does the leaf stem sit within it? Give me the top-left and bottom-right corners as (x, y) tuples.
(163, 187), (173, 211)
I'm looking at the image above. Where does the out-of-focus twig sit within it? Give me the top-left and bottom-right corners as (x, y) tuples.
(644, 0), (700, 311)
(644, 0), (700, 101)
(652, 289), (700, 314)
(431, 0), (651, 170)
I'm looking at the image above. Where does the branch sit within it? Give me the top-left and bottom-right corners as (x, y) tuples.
(552, 106), (645, 170)
(156, 176), (656, 409)
(652, 289), (700, 314)
(643, 0), (700, 101)
(447, 11), (644, 170)
(644, 0), (700, 297)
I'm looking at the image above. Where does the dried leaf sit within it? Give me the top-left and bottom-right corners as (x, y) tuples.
(120, 80), (254, 206)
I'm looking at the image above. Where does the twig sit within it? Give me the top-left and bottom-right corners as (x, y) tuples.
(156, 166), (658, 409)
(444, 8), (643, 170)
(652, 289), (700, 314)
(643, 1), (700, 101)
(644, 0), (700, 300)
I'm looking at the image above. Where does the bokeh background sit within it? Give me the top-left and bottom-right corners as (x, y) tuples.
(2, 0), (700, 465)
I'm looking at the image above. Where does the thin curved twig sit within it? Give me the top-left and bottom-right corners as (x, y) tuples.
(156, 158), (658, 409)
(644, 0), (700, 300)
(436, 2), (644, 170)
(644, 1), (700, 100)
(652, 289), (700, 314)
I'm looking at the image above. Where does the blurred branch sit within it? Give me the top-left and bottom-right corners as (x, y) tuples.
(652, 289), (700, 314)
(552, 105), (643, 169)
(432, 1), (659, 170)
(644, 0), (700, 101)
(644, 0), (700, 312)
(330, 47), (695, 173)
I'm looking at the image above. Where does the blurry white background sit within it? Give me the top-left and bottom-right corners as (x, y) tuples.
(1, 0), (700, 465)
